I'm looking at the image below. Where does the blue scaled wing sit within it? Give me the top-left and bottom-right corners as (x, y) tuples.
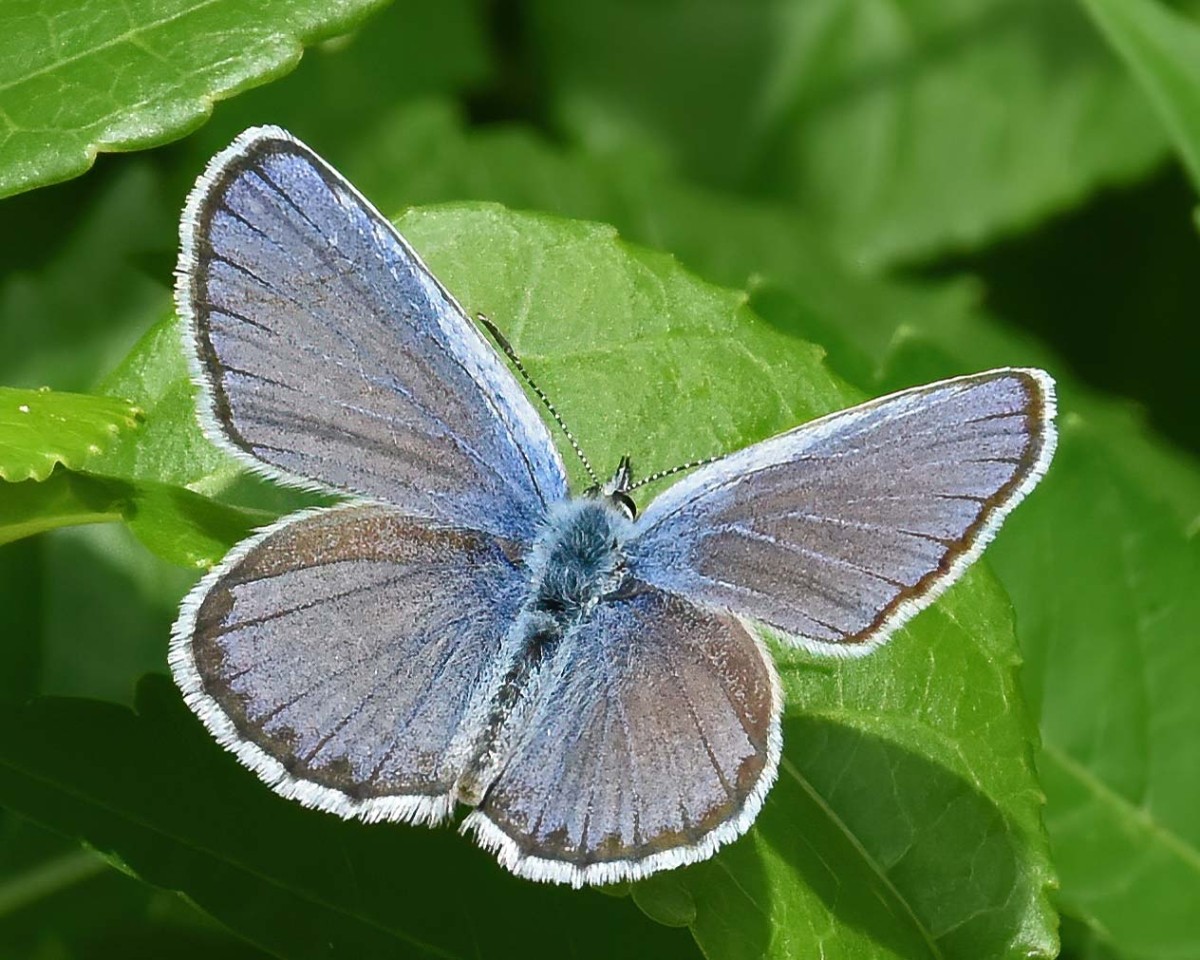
(626, 369), (1057, 656)
(464, 583), (782, 886)
(171, 505), (527, 824)
(177, 125), (566, 541)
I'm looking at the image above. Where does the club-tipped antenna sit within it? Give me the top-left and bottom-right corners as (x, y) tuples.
(477, 313), (599, 486)
(627, 454), (722, 491)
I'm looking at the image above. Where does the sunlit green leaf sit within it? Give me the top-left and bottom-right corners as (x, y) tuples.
(10, 204), (1054, 959)
(0, 0), (392, 198)
(0, 387), (140, 482)
(331, 104), (1196, 959)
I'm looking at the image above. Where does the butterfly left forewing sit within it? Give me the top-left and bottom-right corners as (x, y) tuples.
(179, 126), (566, 541)
(627, 369), (1056, 656)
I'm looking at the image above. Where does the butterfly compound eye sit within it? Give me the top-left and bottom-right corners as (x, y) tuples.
(611, 490), (637, 520)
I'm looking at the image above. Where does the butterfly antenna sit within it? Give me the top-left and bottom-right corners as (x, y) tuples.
(627, 454), (722, 491)
(477, 314), (599, 486)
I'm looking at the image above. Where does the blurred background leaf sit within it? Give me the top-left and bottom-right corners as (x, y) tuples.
(402, 207), (1058, 960)
(1082, 0), (1200, 190)
(525, 0), (1188, 269)
(0, 813), (272, 960)
(1, 0), (1197, 957)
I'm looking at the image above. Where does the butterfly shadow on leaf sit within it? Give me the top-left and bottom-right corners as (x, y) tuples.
(759, 714), (1037, 959)
(628, 689), (1039, 960)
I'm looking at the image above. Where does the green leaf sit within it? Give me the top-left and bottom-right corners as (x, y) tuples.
(0, 512), (217, 713)
(0, 162), (175, 392)
(332, 104), (1197, 958)
(528, 0), (1174, 267)
(8, 205), (1053, 958)
(0, 818), (139, 959)
(0, 815), (265, 960)
(335, 100), (988, 404)
(0, 0), (392, 199)
(720, 228), (1200, 960)
(0, 678), (699, 960)
(0, 470), (125, 544)
(0, 315), (314, 567)
(401, 208), (854, 491)
(397, 206), (1056, 958)
(170, 0), (492, 180)
(784, 257), (1200, 960)
(773, 240), (1200, 958)
(0, 539), (41, 701)
(1081, 0), (1200, 192)
(0, 387), (141, 481)
(19, 522), (195, 705)
(1060, 916), (1125, 960)
(731, 201), (1200, 960)
(0, 320), (280, 565)
(994, 414), (1200, 960)
(91, 313), (241, 494)
(0, 467), (265, 567)
(0, 328), (283, 566)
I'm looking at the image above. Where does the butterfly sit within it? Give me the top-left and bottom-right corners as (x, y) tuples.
(170, 126), (1057, 887)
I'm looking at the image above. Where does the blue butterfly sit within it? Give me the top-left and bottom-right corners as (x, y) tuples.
(171, 127), (1057, 887)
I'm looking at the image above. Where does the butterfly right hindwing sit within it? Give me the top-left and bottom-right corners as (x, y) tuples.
(464, 581), (781, 885)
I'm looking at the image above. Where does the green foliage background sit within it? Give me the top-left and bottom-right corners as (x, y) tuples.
(0, 1), (1196, 958)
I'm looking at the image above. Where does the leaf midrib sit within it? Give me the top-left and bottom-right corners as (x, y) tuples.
(1041, 742), (1200, 872)
(779, 755), (943, 959)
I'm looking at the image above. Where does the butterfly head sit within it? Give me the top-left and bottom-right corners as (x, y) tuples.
(588, 455), (637, 520)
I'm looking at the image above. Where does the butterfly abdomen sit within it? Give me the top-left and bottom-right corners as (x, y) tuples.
(452, 498), (634, 806)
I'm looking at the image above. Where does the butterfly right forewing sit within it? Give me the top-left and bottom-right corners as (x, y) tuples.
(627, 369), (1056, 655)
